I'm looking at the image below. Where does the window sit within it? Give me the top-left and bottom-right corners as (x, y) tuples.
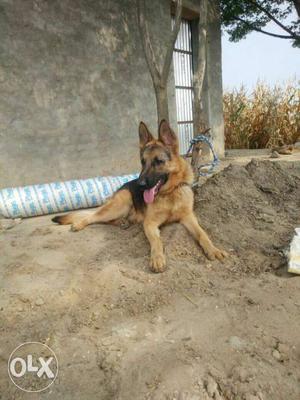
(172, 19), (194, 154)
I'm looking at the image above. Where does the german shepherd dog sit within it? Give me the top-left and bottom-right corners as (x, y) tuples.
(52, 120), (228, 272)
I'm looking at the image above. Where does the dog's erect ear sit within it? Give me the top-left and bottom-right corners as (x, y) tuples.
(139, 122), (154, 148)
(158, 120), (179, 153)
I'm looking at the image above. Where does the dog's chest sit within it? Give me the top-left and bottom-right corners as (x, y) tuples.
(145, 186), (193, 223)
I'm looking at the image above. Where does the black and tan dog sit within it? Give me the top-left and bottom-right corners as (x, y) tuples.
(52, 120), (227, 272)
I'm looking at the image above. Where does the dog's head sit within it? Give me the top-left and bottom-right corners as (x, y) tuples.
(138, 120), (180, 204)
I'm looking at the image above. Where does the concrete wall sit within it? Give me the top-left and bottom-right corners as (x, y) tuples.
(0, 0), (224, 188)
(190, 0), (224, 158)
(203, 0), (224, 156)
(0, 0), (177, 187)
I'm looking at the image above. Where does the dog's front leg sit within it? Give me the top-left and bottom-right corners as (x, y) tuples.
(143, 220), (166, 273)
(181, 212), (228, 261)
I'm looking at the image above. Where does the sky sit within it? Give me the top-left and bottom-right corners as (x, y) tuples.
(222, 21), (300, 90)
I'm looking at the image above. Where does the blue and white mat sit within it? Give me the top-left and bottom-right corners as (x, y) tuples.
(0, 174), (138, 219)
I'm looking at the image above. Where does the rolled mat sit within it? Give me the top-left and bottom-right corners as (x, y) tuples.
(0, 174), (138, 219)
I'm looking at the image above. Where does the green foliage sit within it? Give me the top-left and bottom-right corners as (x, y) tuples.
(220, 0), (300, 47)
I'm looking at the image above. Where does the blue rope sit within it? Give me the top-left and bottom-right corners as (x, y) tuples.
(186, 134), (219, 177)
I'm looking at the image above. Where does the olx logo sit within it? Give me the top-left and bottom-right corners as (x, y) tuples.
(8, 342), (58, 392)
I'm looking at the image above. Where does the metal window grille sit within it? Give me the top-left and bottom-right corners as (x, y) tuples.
(172, 19), (194, 154)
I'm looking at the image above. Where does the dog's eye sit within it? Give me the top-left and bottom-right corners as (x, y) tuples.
(153, 158), (165, 166)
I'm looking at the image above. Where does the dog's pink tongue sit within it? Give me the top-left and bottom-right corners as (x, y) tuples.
(143, 187), (155, 204)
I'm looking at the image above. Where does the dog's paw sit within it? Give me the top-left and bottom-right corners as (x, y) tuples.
(150, 253), (166, 273)
(70, 221), (86, 232)
(205, 246), (228, 262)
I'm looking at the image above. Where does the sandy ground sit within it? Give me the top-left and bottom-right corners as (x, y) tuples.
(1, 156), (300, 400)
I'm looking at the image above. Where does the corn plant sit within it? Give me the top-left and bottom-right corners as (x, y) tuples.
(224, 81), (300, 149)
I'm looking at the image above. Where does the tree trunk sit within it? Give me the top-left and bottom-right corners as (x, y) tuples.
(137, 0), (182, 128)
(193, 0), (208, 135)
(191, 0), (208, 175)
(154, 85), (169, 125)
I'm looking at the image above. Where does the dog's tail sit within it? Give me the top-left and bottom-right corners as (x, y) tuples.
(52, 210), (92, 225)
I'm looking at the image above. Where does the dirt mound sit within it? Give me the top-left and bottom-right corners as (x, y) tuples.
(193, 159), (300, 274)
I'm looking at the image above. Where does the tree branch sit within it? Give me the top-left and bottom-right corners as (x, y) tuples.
(292, 0), (300, 18)
(248, 0), (300, 40)
(137, 0), (161, 85)
(233, 16), (295, 39)
(161, 0), (183, 86)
